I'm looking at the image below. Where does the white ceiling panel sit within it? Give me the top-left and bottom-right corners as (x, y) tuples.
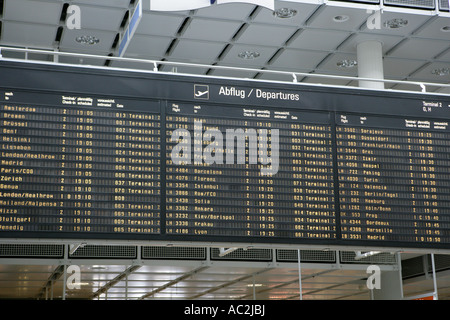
(69, 5), (125, 31)
(306, 6), (369, 31)
(59, 28), (117, 53)
(123, 34), (173, 58)
(252, 2), (318, 27)
(383, 57), (427, 79)
(181, 18), (242, 42)
(72, 0), (131, 9)
(195, 3), (257, 21)
(289, 29), (351, 51)
(436, 48), (450, 62)
(169, 39), (225, 64)
(135, 13), (186, 37)
(388, 38), (450, 60)
(220, 43), (279, 67)
(3, 0), (63, 25)
(235, 23), (297, 47)
(1, 21), (57, 48)
(414, 16), (450, 40)
(315, 52), (358, 76)
(409, 61), (450, 82)
(269, 48), (330, 71)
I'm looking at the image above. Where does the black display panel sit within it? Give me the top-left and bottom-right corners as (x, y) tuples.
(336, 114), (450, 244)
(0, 61), (449, 250)
(0, 90), (161, 237)
(165, 102), (336, 240)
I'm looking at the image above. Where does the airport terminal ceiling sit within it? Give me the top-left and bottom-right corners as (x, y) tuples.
(0, 0), (448, 90)
(0, 0), (449, 300)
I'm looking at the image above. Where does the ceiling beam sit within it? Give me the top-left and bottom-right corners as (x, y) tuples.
(90, 265), (142, 300)
(36, 264), (65, 300)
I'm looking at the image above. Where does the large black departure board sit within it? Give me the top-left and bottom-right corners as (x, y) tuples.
(0, 61), (449, 250)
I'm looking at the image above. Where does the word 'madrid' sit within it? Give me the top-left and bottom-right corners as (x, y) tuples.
(170, 120), (280, 175)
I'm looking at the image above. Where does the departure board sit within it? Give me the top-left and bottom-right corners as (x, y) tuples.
(0, 61), (449, 250)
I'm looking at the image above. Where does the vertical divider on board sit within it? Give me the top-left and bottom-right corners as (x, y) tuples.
(160, 100), (167, 236)
(330, 111), (342, 242)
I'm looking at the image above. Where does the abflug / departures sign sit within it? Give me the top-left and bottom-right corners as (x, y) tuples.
(0, 60), (450, 251)
(217, 86), (300, 102)
(193, 83), (301, 104)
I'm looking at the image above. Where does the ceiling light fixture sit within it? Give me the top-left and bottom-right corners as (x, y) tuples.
(71, 282), (91, 286)
(75, 35), (100, 45)
(89, 265), (107, 270)
(238, 51), (260, 60)
(441, 26), (450, 32)
(273, 8), (298, 19)
(337, 59), (358, 68)
(431, 67), (450, 76)
(383, 18), (408, 29)
(333, 15), (349, 23)
(247, 283), (264, 287)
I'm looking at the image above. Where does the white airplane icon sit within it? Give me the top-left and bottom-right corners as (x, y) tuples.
(195, 90), (209, 97)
